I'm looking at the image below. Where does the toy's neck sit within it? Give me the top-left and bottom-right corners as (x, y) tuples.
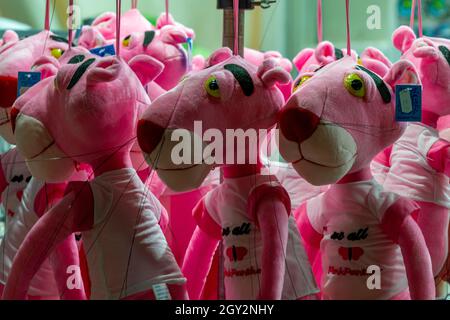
(422, 110), (439, 129)
(222, 163), (263, 179)
(90, 151), (132, 177)
(337, 168), (373, 184)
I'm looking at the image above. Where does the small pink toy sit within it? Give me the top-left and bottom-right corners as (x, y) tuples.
(137, 47), (318, 300)
(119, 25), (190, 90)
(2, 48), (186, 299)
(278, 51), (434, 299)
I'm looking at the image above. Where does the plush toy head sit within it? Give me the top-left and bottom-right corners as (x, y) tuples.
(292, 41), (364, 95)
(278, 56), (420, 186)
(78, 9), (153, 49)
(120, 25), (189, 90)
(137, 48), (291, 192)
(293, 41), (360, 74)
(11, 53), (163, 182)
(393, 26), (450, 117)
(0, 31), (69, 144)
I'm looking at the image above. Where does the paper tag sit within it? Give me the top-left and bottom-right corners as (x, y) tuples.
(152, 283), (172, 300)
(17, 72), (41, 97)
(186, 37), (193, 71)
(90, 44), (116, 57)
(395, 84), (422, 122)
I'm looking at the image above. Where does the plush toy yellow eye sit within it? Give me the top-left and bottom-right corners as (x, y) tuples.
(50, 48), (64, 59)
(344, 73), (365, 98)
(204, 76), (220, 98)
(293, 75), (311, 93)
(122, 36), (131, 47)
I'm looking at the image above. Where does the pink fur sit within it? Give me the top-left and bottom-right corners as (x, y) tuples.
(278, 56), (434, 299)
(3, 52), (185, 300)
(137, 49), (317, 300)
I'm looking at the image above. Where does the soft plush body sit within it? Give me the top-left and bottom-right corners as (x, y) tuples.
(2, 52), (186, 300)
(278, 55), (434, 300)
(137, 48), (318, 300)
(371, 26), (450, 277)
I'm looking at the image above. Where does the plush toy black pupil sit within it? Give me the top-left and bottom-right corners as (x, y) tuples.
(209, 79), (219, 91)
(351, 79), (363, 91)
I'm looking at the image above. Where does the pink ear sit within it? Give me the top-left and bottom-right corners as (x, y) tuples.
(293, 48), (314, 72)
(156, 13), (195, 40)
(315, 41), (336, 65)
(192, 55), (206, 71)
(160, 26), (187, 45)
(78, 26), (106, 49)
(413, 44), (440, 62)
(361, 47), (393, 77)
(86, 57), (121, 84)
(128, 55), (164, 87)
(32, 56), (61, 79)
(2, 30), (19, 45)
(258, 59), (292, 88)
(206, 47), (233, 67)
(91, 11), (117, 38)
(384, 60), (421, 89)
(392, 26), (416, 53)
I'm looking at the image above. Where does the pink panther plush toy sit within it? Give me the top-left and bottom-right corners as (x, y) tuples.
(2, 52), (186, 300)
(375, 26), (450, 277)
(137, 47), (319, 300)
(278, 55), (435, 300)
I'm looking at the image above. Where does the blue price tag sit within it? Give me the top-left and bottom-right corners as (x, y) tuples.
(90, 44), (116, 57)
(17, 72), (41, 97)
(395, 84), (422, 122)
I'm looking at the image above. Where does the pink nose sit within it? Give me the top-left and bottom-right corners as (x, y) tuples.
(137, 119), (166, 155)
(279, 107), (320, 143)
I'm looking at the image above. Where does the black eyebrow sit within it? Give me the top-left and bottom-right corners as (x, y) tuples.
(67, 55), (86, 64)
(50, 35), (69, 43)
(67, 58), (96, 90)
(356, 65), (391, 104)
(335, 48), (344, 60)
(439, 46), (450, 67)
(143, 31), (155, 49)
(224, 64), (254, 96)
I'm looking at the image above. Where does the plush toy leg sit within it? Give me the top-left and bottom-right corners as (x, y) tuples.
(416, 201), (449, 276)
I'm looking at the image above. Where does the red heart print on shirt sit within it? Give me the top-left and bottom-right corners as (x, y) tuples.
(226, 246), (248, 262)
(338, 247), (364, 261)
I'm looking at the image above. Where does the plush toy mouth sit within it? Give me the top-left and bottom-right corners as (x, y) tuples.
(0, 76), (18, 109)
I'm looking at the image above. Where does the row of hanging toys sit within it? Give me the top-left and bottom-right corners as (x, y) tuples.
(2, 0), (191, 300)
(370, 0), (450, 299)
(0, 0), (90, 300)
(278, 0), (442, 300)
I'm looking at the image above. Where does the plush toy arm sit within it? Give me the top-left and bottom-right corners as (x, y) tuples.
(49, 235), (86, 300)
(254, 193), (289, 300)
(381, 199), (435, 300)
(182, 199), (221, 300)
(2, 182), (94, 300)
(427, 139), (450, 177)
(295, 203), (323, 265)
(34, 182), (86, 300)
